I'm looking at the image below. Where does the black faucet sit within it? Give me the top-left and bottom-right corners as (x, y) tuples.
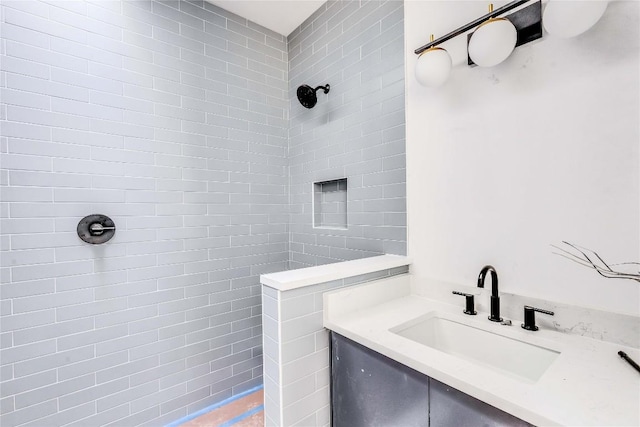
(477, 265), (502, 322)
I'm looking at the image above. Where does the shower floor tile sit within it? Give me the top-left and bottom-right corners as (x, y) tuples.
(180, 388), (264, 427)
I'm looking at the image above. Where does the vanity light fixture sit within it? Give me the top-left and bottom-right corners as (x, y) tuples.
(414, 0), (541, 87)
(414, 35), (452, 87)
(412, 0), (610, 87)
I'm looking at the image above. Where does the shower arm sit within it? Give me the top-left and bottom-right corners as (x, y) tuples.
(314, 84), (330, 94)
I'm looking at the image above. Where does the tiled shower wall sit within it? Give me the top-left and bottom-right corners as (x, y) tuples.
(288, 0), (406, 269)
(0, 0), (407, 425)
(0, 1), (288, 426)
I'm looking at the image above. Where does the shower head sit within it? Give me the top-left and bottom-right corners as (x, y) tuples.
(297, 84), (330, 109)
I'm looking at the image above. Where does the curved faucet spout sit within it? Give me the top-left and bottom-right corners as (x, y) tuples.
(478, 265), (502, 322)
(477, 265), (498, 297)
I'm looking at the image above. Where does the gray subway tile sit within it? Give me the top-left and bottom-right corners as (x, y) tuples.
(0, 396), (14, 417)
(58, 351), (128, 382)
(122, 1), (179, 33)
(86, 3), (151, 35)
(64, 403), (131, 427)
(97, 380), (158, 412)
(56, 271), (127, 292)
(58, 377), (129, 411)
(96, 356), (159, 385)
(21, 402), (96, 427)
(104, 406), (159, 427)
(6, 40), (87, 73)
(57, 324), (128, 352)
(129, 336), (184, 361)
(96, 305), (156, 330)
(0, 309), (55, 333)
(155, 354), (203, 387)
(0, 21), (49, 48)
(210, 370), (252, 395)
(0, 339), (56, 365)
(0, 399), (58, 427)
(15, 373), (95, 410)
(1, 369), (57, 396)
(152, 1), (203, 30)
(13, 318), (93, 346)
(130, 360), (186, 388)
(14, 345), (94, 378)
(56, 297), (128, 321)
(95, 330), (159, 357)
(186, 345), (230, 369)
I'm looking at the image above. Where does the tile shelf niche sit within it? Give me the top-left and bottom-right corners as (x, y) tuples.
(313, 178), (348, 230)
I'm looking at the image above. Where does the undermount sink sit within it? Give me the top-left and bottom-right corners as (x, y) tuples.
(390, 313), (560, 383)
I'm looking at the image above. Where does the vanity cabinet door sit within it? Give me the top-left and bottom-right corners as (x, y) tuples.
(330, 332), (533, 427)
(331, 332), (429, 427)
(429, 378), (532, 427)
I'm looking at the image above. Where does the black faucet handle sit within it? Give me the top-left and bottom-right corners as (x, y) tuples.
(452, 291), (477, 315)
(521, 305), (554, 331)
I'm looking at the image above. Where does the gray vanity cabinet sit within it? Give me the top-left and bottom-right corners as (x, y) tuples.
(330, 332), (532, 427)
(331, 331), (429, 427)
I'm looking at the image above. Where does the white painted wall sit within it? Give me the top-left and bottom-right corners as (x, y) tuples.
(405, 1), (639, 314)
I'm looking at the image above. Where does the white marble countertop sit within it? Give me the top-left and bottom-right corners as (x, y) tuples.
(324, 275), (640, 426)
(259, 254), (410, 291)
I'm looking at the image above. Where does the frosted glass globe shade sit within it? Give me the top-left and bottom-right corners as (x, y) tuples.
(415, 48), (452, 87)
(468, 18), (518, 67)
(543, 1), (608, 38)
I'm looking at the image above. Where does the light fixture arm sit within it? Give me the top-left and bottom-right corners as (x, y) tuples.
(414, 0), (529, 55)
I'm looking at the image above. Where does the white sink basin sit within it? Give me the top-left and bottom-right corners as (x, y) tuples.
(390, 313), (560, 383)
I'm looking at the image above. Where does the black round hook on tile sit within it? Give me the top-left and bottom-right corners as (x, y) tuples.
(77, 214), (116, 244)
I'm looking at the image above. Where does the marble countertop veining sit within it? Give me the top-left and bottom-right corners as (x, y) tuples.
(323, 274), (640, 427)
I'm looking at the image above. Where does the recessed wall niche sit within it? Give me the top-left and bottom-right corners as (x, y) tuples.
(313, 178), (348, 229)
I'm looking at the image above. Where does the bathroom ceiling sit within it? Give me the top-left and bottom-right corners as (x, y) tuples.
(206, 0), (325, 36)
